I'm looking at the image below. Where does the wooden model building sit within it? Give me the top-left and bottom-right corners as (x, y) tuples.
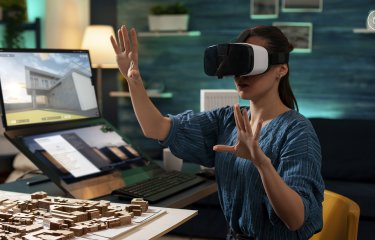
(0, 191), (149, 239)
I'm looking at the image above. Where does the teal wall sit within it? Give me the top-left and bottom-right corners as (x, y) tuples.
(25, 0), (45, 48)
(116, 0), (375, 158)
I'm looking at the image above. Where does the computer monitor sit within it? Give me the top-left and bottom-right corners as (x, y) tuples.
(0, 49), (169, 200)
(20, 124), (149, 184)
(0, 49), (100, 129)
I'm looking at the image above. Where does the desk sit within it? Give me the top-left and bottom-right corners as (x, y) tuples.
(0, 174), (217, 209)
(121, 207), (196, 239)
(0, 163), (218, 238)
(0, 190), (197, 240)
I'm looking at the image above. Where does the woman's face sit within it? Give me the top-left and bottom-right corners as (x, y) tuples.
(234, 36), (286, 102)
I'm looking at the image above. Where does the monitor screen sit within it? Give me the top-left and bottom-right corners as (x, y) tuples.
(21, 124), (149, 183)
(0, 49), (100, 128)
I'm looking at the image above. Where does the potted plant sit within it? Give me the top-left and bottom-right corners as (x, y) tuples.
(0, 0), (27, 48)
(148, 2), (189, 32)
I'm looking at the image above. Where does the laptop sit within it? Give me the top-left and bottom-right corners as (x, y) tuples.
(0, 48), (205, 202)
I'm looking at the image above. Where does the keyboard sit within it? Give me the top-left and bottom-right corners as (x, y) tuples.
(112, 171), (206, 203)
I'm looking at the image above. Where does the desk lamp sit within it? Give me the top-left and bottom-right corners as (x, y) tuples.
(81, 25), (117, 113)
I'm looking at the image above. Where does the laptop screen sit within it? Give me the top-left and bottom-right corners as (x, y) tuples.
(20, 124), (149, 183)
(0, 49), (100, 128)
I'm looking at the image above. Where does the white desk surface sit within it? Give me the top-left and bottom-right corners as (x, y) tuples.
(118, 207), (197, 240)
(0, 190), (197, 240)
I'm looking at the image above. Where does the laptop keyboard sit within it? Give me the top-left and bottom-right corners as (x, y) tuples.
(112, 171), (206, 203)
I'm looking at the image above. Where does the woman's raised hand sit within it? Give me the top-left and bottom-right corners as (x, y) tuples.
(213, 104), (267, 167)
(110, 25), (140, 84)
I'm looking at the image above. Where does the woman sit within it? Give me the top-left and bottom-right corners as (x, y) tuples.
(110, 25), (324, 240)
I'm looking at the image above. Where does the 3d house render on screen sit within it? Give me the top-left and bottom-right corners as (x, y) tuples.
(25, 66), (97, 114)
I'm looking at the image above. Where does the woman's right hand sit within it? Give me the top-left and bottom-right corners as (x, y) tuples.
(110, 25), (141, 84)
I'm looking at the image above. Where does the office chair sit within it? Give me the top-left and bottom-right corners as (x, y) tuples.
(310, 190), (360, 240)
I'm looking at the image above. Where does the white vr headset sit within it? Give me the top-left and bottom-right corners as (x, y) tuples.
(204, 43), (289, 78)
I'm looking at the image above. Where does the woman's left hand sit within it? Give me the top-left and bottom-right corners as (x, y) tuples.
(213, 104), (268, 167)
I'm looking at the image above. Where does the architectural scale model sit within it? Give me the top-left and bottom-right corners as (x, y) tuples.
(0, 191), (149, 239)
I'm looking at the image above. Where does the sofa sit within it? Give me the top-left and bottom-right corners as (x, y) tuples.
(309, 118), (375, 240)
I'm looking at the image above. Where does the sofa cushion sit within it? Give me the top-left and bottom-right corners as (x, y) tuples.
(309, 118), (375, 182)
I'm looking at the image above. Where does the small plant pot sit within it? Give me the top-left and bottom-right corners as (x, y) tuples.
(148, 14), (189, 32)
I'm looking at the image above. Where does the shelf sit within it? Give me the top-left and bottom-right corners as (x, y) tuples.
(353, 28), (375, 34)
(138, 31), (201, 37)
(110, 91), (173, 98)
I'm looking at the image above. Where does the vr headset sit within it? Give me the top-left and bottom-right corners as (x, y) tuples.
(204, 43), (289, 78)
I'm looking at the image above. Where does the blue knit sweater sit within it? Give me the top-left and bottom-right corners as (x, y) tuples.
(162, 106), (324, 239)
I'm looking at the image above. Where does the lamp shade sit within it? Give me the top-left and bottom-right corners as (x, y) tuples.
(81, 25), (117, 68)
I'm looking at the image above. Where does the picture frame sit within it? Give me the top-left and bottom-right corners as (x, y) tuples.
(282, 0), (323, 13)
(272, 22), (313, 53)
(250, 0), (279, 19)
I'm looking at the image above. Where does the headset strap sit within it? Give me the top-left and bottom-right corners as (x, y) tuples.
(269, 53), (289, 65)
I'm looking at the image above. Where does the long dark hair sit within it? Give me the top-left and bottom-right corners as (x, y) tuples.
(236, 26), (298, 111)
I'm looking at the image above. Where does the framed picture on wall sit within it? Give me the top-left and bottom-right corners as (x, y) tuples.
(272, 22), (313, 53)
(250, 0), (279, 19)
(282, 0), (323, 12)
